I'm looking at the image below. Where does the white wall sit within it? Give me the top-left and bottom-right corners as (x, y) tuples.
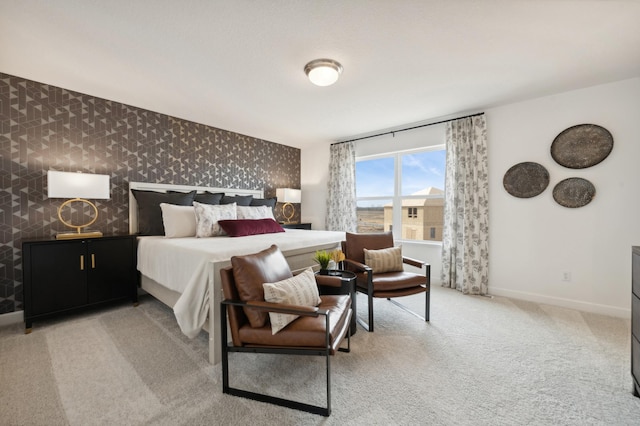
(302, 77), (640, 317)
(488, 77), (640, 317)
(300, 144), (331, 228)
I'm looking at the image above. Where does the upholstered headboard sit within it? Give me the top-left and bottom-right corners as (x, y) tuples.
(128, 182), (264, 234)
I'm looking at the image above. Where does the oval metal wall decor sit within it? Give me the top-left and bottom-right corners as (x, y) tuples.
(503, 161), (550, 198)
(550, 124), (613, 169)
(552, 177), (596, 208)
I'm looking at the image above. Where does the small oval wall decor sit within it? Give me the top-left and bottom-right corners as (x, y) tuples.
(503, 162), (550, 198)
(552, 178), (596, 208)
(550, 124), (613, 169)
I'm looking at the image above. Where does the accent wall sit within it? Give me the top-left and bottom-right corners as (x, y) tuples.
(0, 73), (301, 314)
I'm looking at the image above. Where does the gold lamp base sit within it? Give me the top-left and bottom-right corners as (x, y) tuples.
(281, 202), (295, 224)
(55, 198), (103, 240)
(56, 230), (103, 240)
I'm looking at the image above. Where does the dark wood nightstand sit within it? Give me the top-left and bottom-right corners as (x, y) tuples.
(281, 223), (312, 230)
(22, 234), (138, 332)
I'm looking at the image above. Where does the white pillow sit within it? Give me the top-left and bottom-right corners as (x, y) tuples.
(193, 201), (237, 237)
(237, 205), (275, 220)
(160, 203), (196, 238)
(263, 268), (321, 334)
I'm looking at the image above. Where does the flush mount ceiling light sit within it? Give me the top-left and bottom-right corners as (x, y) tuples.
(304, 59), (343, 86)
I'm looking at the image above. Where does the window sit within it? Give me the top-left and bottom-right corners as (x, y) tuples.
(355, 147), (445, 242)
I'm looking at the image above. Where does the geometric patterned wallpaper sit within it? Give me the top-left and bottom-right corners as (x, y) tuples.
(0, 72), (301, 314)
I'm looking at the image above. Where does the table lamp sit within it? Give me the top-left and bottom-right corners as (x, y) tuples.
(47, 170), (110, 239)
(275, 188), (301, 224)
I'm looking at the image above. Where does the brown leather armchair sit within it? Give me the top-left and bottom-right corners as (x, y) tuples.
(219, 245), (352, 416)
(342, 232), (430, 332)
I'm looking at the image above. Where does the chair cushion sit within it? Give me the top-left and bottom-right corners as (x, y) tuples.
(231, 245), (293, 328)
(356, 271), (426, 292)
(364, 246), (403, 273)
(345, 232), (394, 264)
(263, 268), (321, 334)
(238, 294), (351, 350)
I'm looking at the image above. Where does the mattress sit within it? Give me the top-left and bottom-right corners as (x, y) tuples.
(137, 229), (346, 338)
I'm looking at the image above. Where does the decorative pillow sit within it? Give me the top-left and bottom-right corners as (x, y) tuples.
(193, 201), (237, 237)
(263, 268), (321, 334)
(236, 205), (276, 220)
(160, 203), (196, 238)
(231, 245), (293, 328)
(218, 219), (284, 237)
(221, 194), (253, 206)
(194, 192), (224, 205)
(250, 197), (277, 208)
(132, 189), (196, 235)
(364, 246), (404, 273)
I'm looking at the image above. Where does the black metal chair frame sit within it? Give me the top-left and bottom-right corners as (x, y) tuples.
(346, 258), (430, 332)
(220, 298), (351, 417)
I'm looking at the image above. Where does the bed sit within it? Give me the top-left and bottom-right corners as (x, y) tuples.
(128, 182), (345, 364)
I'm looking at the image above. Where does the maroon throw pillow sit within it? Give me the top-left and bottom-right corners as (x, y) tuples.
(218, 218), (285, 237)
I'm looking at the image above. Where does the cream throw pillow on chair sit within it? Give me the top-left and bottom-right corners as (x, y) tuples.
(364, 246), (404, 273)
(263, 268), (321, 334)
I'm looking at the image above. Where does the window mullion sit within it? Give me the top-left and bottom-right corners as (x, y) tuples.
(392, 154), (402, 240)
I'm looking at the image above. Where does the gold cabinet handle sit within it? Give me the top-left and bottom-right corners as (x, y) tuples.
(91, 254), (96, 269)
(80, 255), (84, 270)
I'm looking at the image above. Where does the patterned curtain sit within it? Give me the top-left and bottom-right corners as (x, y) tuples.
(441, 115), (489, 295)
(325, 142), (357, 232)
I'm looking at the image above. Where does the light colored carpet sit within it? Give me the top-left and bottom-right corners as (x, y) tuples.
(2, 285), (640, 425)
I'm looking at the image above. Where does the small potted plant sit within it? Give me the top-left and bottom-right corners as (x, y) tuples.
(313, 250), (332, 274)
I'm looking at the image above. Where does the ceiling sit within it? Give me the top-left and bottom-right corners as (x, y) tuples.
(2, 1), (639, 149)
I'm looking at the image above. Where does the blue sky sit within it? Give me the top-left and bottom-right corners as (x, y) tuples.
(356, 150), (445, 205)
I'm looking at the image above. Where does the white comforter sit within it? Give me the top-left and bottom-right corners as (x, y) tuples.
(137, 229), (345, 338)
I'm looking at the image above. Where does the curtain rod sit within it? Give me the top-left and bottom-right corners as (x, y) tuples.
(332, 111), (485, 145)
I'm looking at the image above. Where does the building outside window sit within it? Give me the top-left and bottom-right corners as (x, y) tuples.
(355, 146), (445, 242)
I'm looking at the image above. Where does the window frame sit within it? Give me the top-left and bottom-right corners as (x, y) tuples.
(355, 145), (445, 245)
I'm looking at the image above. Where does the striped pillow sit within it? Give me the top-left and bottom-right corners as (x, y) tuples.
(263, 268), (321, 334)
(364, 246), (403, 273)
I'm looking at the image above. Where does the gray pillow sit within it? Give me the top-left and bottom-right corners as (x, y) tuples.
(221, 194), (253, 206)
(132, 189), (196, 235)
(194, 192), (224, 205)
(250, 197), (277, 208)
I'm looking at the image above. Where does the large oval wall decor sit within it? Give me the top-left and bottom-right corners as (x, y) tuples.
(552, 177), (596, 208)
(550, 124), (613, 169)
(503, 161), (550, 198)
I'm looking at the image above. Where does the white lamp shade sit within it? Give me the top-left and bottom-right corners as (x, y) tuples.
(276, 188), (301, 203)
(47, 170), (110, 199)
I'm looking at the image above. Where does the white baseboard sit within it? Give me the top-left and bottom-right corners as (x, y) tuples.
(0, 310), (24, 326)
(489, 287), (631, 319)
